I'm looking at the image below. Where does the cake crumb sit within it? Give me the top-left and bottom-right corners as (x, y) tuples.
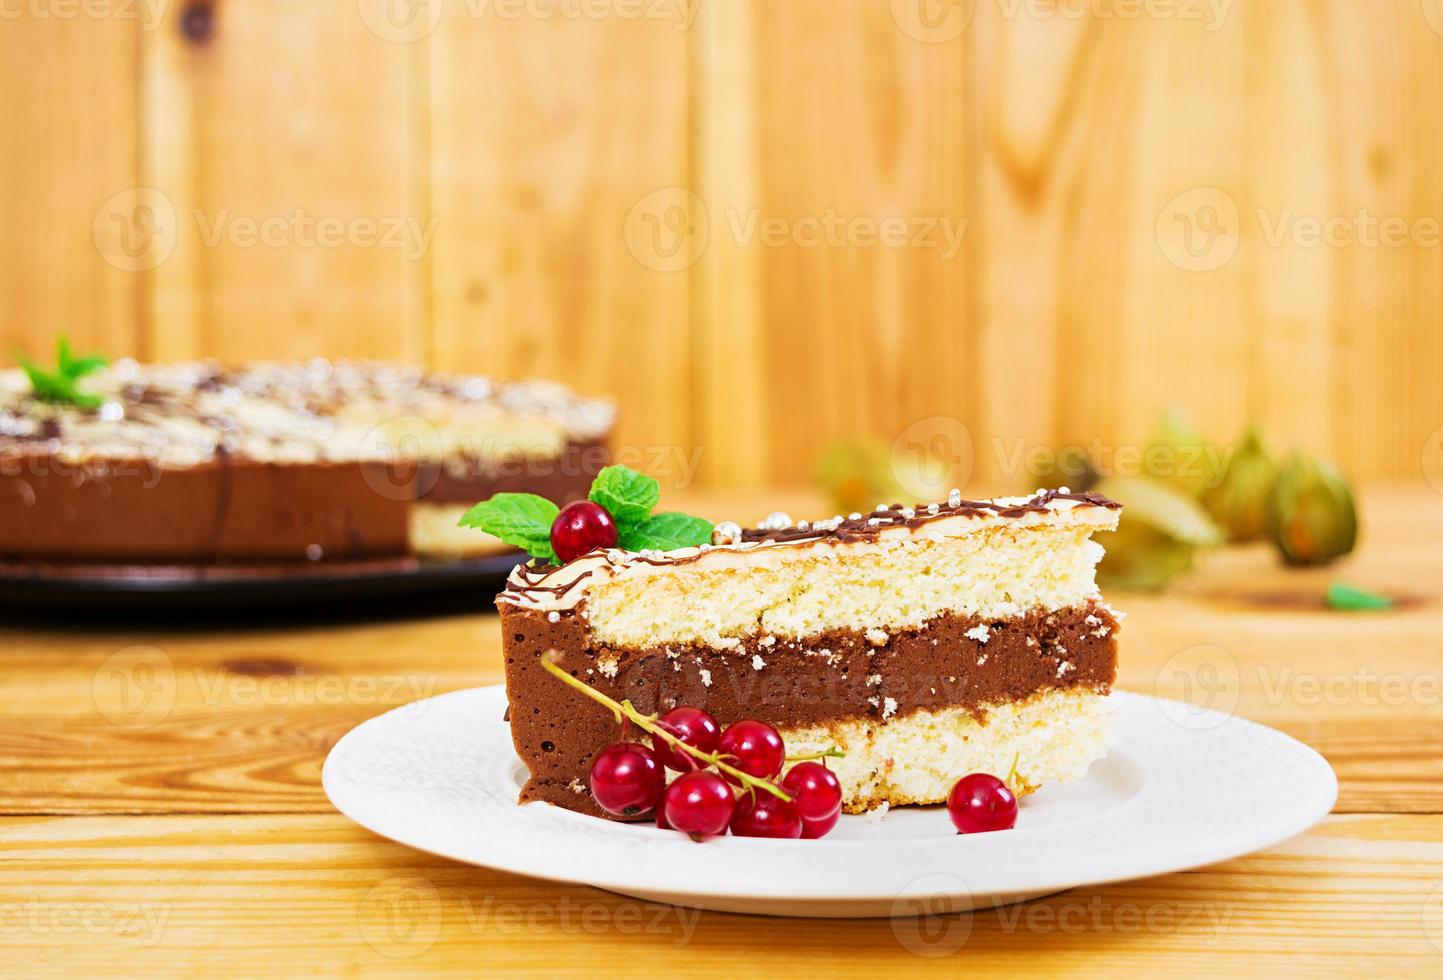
(865, 628), (889, 647)
(867, 695), (880, 709)
(752, 654), (766, 670)
(965, 624), (990, 644)
(1057, 660), (1075, 678)
(760, 635), (776, 647)
(699, 668), (712, 687)
(864, 801), (890, 824)
(866, 673), (882, 687)
(976, 654), (988, 666)
(596, 655), (619, 679)
(567, 778), (586, 796)
(882, 697), (897, 719)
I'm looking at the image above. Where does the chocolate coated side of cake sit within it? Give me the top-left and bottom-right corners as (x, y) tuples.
(501, 603), (1117, 819)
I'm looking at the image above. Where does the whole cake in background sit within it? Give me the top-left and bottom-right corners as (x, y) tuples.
(0, 353), (615, 564)
(489, 477), (1123, 820)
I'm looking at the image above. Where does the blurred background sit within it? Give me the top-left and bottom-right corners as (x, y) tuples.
(3, 0), (1441, 498)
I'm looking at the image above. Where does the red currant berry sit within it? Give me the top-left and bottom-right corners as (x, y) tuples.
(717, 720), (786, 784)
(947, 772), (1018, 834)
(729, 792), (803, 839)
(652, 706), (721, 772)
(550, 500), (618, 564)
(781, 761), (843, 839)
(589, 742), (663, 818)
(662, 771), (735, 836)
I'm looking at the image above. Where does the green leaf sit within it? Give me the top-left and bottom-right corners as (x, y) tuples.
(17, 336), (108, 409)
(588, 464), (660, 533)
(458, 493), (560, 562)
(1326, 582), (1394, 612)
(622, 512), (714, 553)
(58, 337), (107, 379)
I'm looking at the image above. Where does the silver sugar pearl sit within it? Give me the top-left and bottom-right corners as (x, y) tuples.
(758, 511), (792, 531)
(947, 488), (963, 507)
(99, 401), (125, 423)
(712, 521), (743, 546)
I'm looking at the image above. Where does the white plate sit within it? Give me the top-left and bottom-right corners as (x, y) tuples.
(323, 686), (1337, 918)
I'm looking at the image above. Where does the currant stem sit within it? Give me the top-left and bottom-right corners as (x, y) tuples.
(539, 650), (792, 802)
(784, 747), (846, 763)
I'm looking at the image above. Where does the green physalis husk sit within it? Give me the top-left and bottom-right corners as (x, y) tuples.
(1266, 452), (1357, 567)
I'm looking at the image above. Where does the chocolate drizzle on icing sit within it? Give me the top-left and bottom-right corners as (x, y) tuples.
(0, 359), (616, 467)
(738, 489), (1120, 545)
(498, 488), (1121, 609)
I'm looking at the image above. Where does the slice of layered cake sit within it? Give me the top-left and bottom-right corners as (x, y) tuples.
(496, 487), (1122, 818)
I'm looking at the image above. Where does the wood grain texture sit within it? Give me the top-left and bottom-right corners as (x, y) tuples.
(2, 813), (1443, 974)
(427, 7), (693, 475)
(141, 0), (427, 363)
(0, 11), (140, 361)
(0, 485), (1441, 971)
(2, 3), (1442, 483)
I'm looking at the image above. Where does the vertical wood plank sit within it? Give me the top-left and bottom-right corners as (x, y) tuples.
(695, 0), (973, 491)
(973, 6), (1251, 488)
(1322, 1), (1443, 481)
(142, 0), (426, 363)
(428, 6), (693, 485)
(690, 0), (767, 488)
(0, 13), (140, 360)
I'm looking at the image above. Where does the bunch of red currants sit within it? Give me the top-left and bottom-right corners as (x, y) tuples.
(589, 704), (1020, 838)
(589, 707), (843, 839)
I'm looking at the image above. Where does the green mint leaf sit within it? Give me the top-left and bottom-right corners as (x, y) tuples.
(1326, 582), (1394, 612)
(588, 464), (660, 533)
(58, 337), (107, 380)
(458, 493), (560, 562)
(17, 337), (108, 409)
(621, 512), (714, 553)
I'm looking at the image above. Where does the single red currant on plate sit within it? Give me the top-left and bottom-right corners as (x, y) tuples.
(729, 791), (803, 839)
(550, 500), (618, 563)
(781, 761), (843, 839)
(589, 742), (663, 818)
(662, 771), (735, 836)
(652, 706), (721, 773)
(717, 719), (786, 784)
(947, 772), (1018, 834)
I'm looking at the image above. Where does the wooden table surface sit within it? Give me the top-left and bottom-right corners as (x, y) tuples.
(3, 485), (1443, 975)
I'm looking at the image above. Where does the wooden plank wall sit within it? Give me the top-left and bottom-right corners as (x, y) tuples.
(2, 0), (1440, 488)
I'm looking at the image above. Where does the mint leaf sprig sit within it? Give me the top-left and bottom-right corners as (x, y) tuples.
(17, 336), (109, 410)
(458, 463), (715, 564)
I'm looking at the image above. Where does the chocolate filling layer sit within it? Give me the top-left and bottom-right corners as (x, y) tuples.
(501, 602), (1118, 818)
